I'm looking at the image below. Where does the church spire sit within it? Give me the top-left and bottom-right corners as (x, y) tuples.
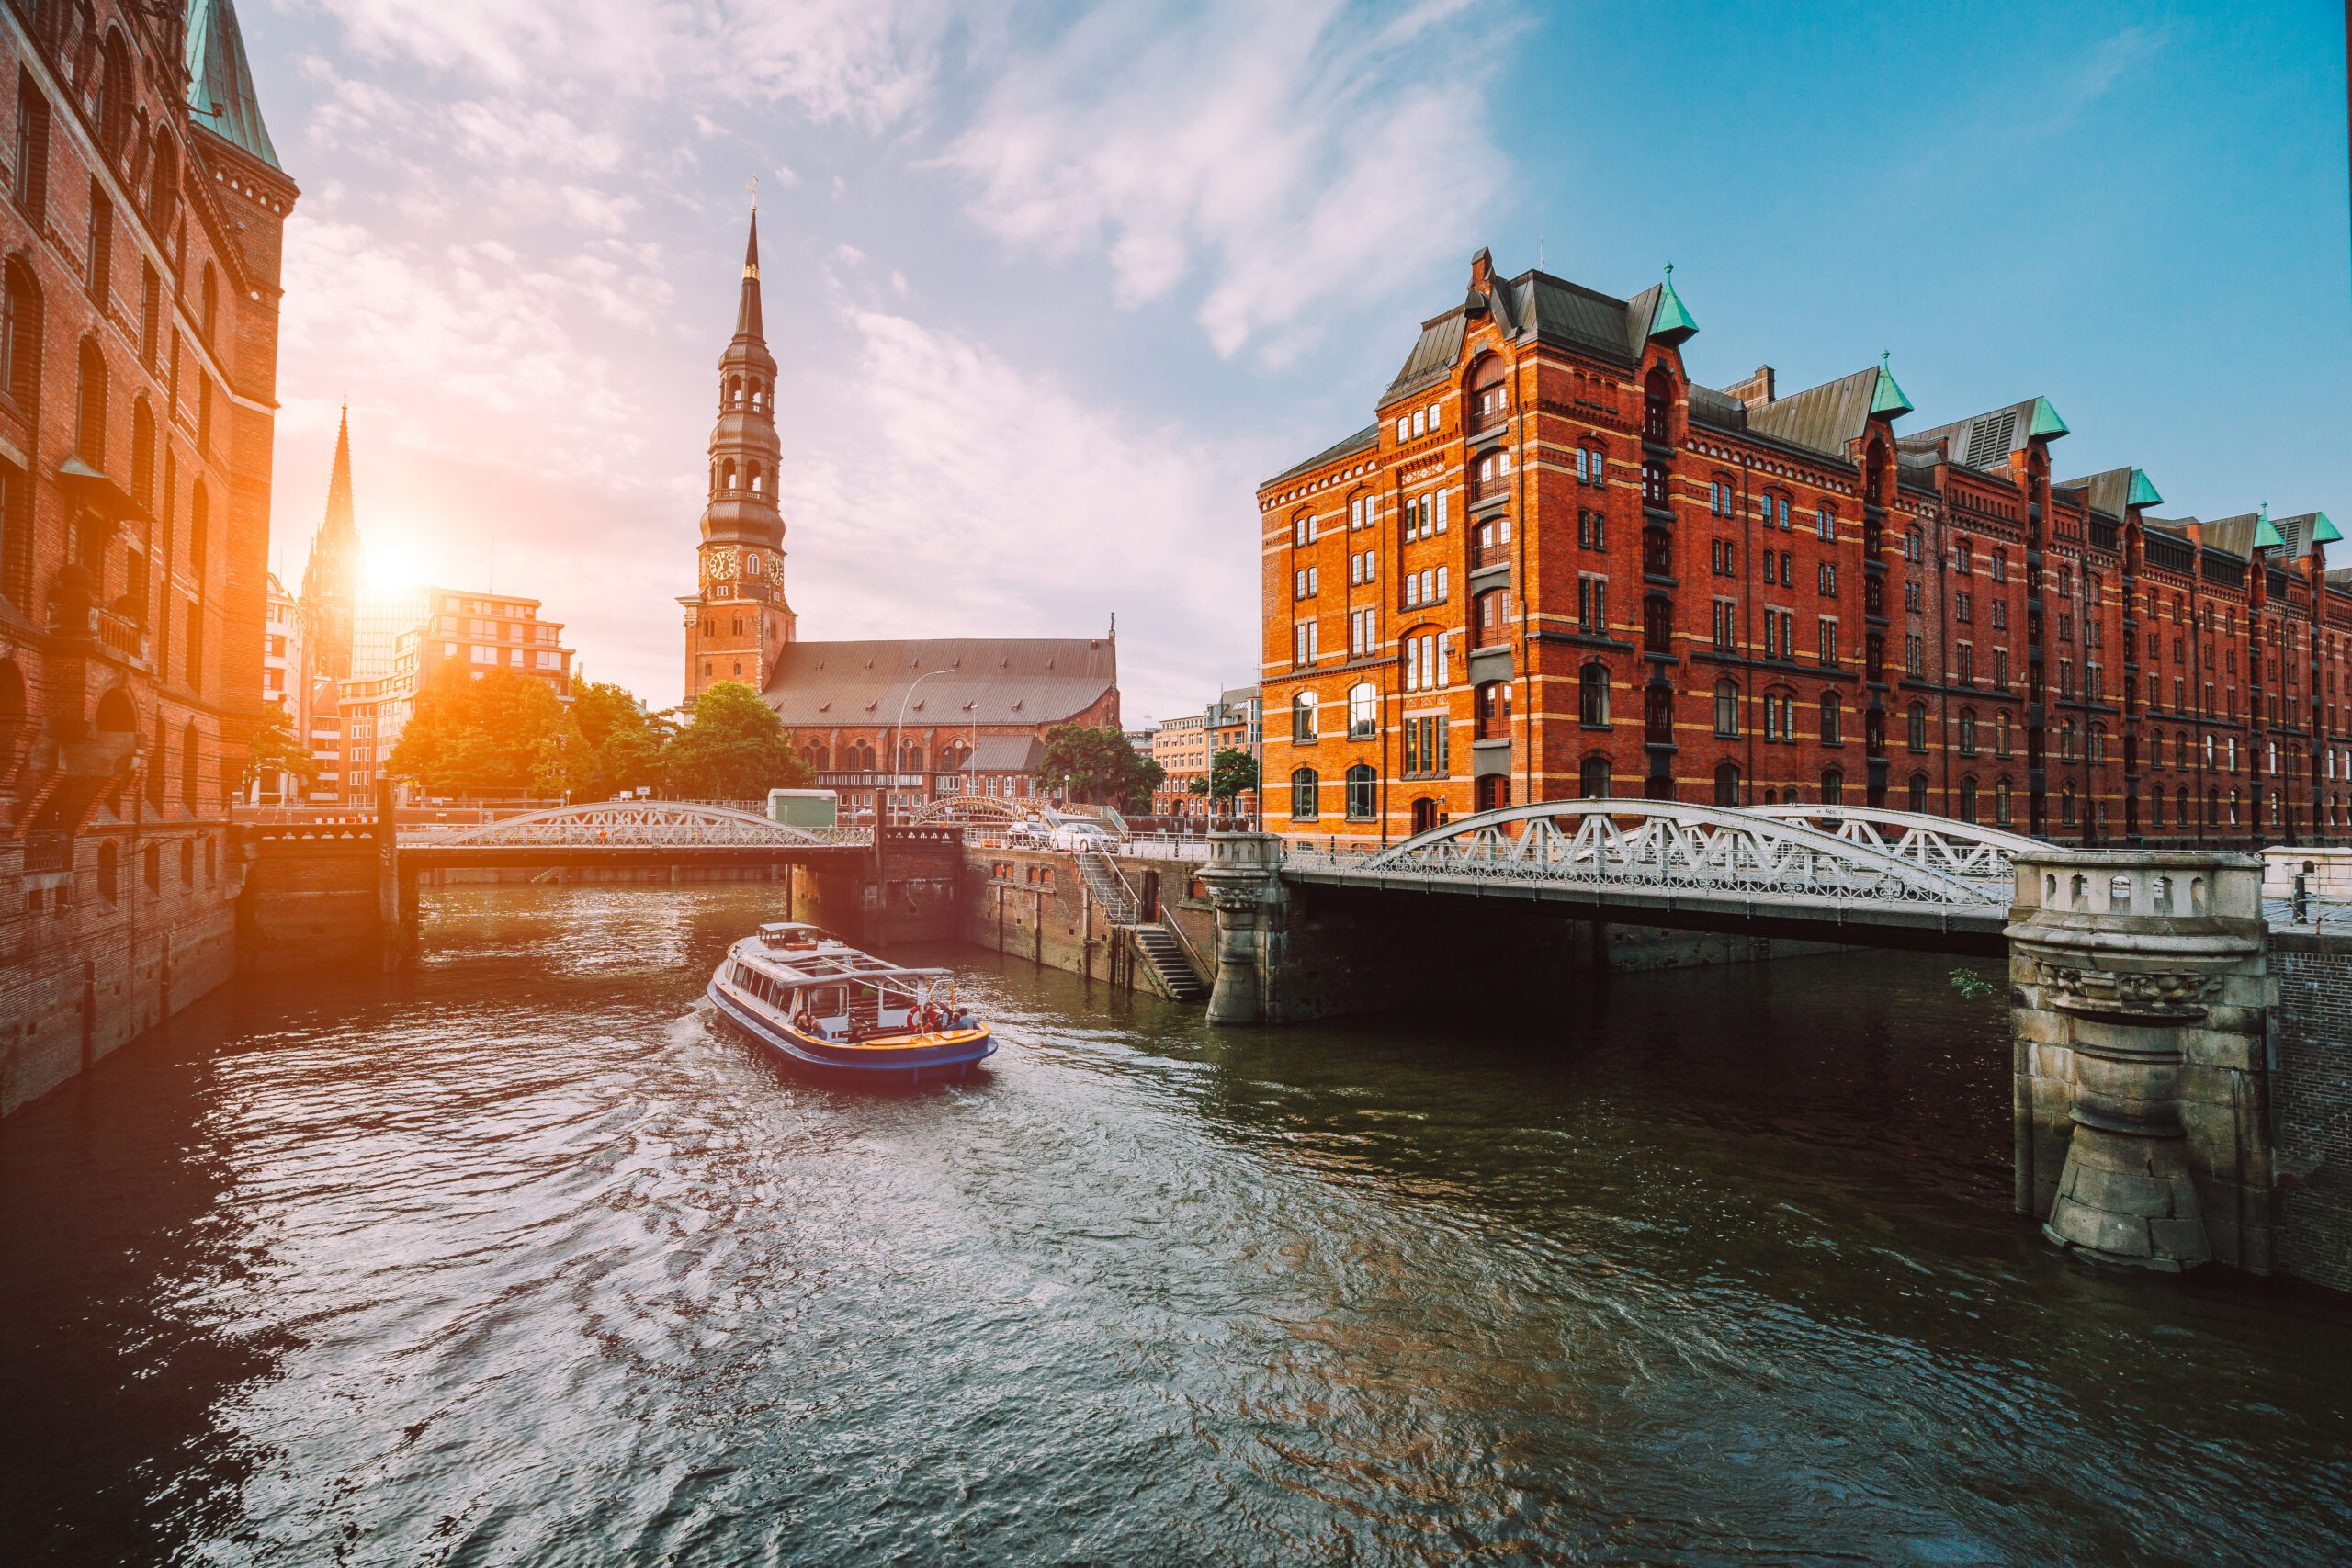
(300, 403), (363, 682)
(320, 401), (356, 545)
(736, 210), (763, 341)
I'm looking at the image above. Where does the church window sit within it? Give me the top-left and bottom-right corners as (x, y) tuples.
(727, 376), (741, 408)
(746, 553), (762, 575)
(749, 465), (763, 495)
(720, 460), (736, 491)
(732, 660), (741, 676)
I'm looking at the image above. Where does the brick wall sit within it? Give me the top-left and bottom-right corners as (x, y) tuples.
(2272, 931), (2352, 1294)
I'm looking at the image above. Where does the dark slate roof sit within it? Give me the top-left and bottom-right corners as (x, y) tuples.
(1908, 397), (2064, 475)
(1745, 367), (1883, 459)
(1383, 311), (1471, 400)
(2202, 513), (2265, 558)
(1265, 424), (1376, 487)
(1686, 383), (1752, 434)
(963, 734), (1044, 773)
(762, 637), (1116, 728)
(2061, 468), (2134, 521)
(186, 0), (280, 171)
(1381, 266), (1668, 402)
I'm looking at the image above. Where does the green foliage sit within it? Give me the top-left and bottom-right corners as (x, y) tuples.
(387, 660), (577, 797)
(1035, 722), (1163, 812)
(1204, 747), (1257, 806)
(568, 681), (673, 800)
(240, 699), (315, 789)
(662, 681), (809, 800)
(1948, 965), (1999, 1000)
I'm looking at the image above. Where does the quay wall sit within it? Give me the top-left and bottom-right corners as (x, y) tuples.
(2273, 931), (2352, 1294)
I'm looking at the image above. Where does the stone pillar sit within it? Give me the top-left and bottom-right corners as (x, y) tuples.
(2007, 851), (2270, 1273)
(1200, 832), (1284, 1026)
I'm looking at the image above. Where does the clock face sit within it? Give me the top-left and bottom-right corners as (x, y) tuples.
(706, 546), (740, 580)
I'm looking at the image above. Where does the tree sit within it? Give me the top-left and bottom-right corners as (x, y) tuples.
(568, 680), (672, 799)
(1035, 723), (1163, 813)
(239, 700), (315, 791)
(1204, 747), (1257, 808)
(387, 660), (573, 798)
(662, 680), (809, 799)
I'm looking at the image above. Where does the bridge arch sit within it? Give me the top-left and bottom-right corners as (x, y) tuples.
(431, 800), (845, 848)
(1741, 803), (2040, 886)
(1354, 797), (2001, 907)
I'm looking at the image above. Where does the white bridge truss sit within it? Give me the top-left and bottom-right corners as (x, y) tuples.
(1289, 799), (2023, 909)
(423, 801), (864, 850)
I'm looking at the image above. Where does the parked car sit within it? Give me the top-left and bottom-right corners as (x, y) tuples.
(1005, 820), (1055, 848)
(1049, 823), (1119, 853)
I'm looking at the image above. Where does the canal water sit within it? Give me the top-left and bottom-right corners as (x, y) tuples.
(2, 886), (2346, 1566)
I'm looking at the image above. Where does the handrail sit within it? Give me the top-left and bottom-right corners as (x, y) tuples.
(1157, 909), (1211, 987)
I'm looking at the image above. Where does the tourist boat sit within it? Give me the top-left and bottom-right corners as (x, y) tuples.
(706, 922), (995, 1083)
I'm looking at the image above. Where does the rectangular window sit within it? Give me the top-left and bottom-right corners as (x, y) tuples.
(1957, 642), (1973, 683)
(1349, 498), (1362, 529)
(1713, 598), (1736, 651)
(1816, 506), (1835, 541)
(1817, 617), (1838, 666)
(86, 183), (111, 300)
(1435, 566), (1449, 603)
(13, 82), (49, 223)
(1579, 575), (1606, 634)
(1906, 633), (1924, 677)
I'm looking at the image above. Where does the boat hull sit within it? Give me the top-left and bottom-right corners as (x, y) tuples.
(707, 980), (996, 1083)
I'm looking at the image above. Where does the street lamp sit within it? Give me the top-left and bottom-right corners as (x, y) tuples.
(891, 668), (956, 826)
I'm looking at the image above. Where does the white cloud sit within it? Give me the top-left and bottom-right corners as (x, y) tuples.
(940, 0), (1510, 356)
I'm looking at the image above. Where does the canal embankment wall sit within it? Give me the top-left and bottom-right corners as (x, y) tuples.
(2273, 931), (2352, 1294)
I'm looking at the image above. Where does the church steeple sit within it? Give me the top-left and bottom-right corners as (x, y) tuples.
(682, 208), (795, 704)
(300, 402), (362, 682)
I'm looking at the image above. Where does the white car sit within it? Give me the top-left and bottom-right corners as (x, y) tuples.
(1005, 820), (1055, 848)
(1048, 824), (1119, 852)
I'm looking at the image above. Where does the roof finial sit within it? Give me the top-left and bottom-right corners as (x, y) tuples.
(1881, 349), (1890, 367)
(1664, 262), (1673, 279)
(746, 173), (758, 213)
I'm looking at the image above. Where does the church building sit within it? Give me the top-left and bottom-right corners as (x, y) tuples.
(680, 214), (1119, 821)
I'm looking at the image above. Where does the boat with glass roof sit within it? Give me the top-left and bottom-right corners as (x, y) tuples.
(706, 922), (995, 1083)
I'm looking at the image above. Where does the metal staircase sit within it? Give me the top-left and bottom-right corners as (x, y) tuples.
(1077, 851), (1205, 1000)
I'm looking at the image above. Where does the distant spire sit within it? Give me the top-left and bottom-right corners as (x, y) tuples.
(736, 209), (763, 340)
(320, 401), (356, 543)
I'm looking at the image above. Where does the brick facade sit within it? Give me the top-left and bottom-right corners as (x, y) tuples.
(0, 0), (291, 1111)
(1260, 249), (2345, 849)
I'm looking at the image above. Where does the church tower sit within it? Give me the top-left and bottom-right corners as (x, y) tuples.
(300, 402), (362, 682)
(681, 210), (796, 704)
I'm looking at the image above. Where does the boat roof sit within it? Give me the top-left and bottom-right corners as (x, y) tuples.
(731, 933), (950, 987)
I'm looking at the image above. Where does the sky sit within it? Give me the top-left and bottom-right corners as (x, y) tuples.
(243, 0), (2352, 728)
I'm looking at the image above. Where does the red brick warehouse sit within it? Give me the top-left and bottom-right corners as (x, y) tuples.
(1260, 249), (2346, 849)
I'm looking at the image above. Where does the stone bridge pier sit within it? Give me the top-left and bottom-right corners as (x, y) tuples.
(2007, 851), (2272, 1274)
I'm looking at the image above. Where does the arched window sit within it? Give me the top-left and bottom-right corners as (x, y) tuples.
(1821, 767), (1844, 806)
(719, 458), (736, 491)
(748, 464), (763, 495)
(1957, 707), (1977, 756)
(1713, 680), (1740, 738)
(1290, 767), (1319, 820)
(1475, 679), (1511, 740)
(1819, 692), (1841, 745)
(1410, 797), (1439, 834)
(2061, 784), (2078, 828)
(1959, 776), (1979, 823)
(1578, 662), (1609, 727)
(97, 838), (119, 902)
(1906, 702), (1927, 752)
(2090, 725), (2107, 765)
(96, 29), (132, 156)
(145, 133), (177, 231)
(1713, 762), (1741, 807)
(2, 256), (41, 410)
(1642, 366), (1672, 444)
(75, 336), (107, 462)
(845, 739), (876, 772)
(1344, 763), (1376, 820)
(1580, 754), (1612, 798)
(805, 743), (830, 773)
(2060, 719), (2077, 762)
(1291, 691), (1317, 743)
(1475, 774), (1510, 812)
(1908, 773), (1928, 812)
(727, 376), (741, 408)
(899, 740), (925, 772)
(1347, 682), (1375, 739)
(130, 397), (153, 509)
(180, 719), (200, 808)
(1468, 355), (1508, 423)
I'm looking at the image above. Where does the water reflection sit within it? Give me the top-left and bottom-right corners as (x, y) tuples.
(0, 885), (2345, 1566)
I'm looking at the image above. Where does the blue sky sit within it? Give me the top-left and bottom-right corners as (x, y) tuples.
(245, 0), (2350, 725)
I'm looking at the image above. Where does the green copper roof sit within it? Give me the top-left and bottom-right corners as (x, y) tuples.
(2256, 505), (2286, 551)
(2128, 468), (2163, 508)
(1648, 265), (1698, 345)
(186, 0), (280, 171)
(2026, 395), (2068, 439)
(2313, 511), (2342, 545)
(1868, 353), (1914, 418)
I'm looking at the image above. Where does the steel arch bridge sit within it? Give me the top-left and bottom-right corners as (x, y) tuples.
(420, 801), (863, 850)
(913, 795), (1026, 829)
(1280, 798), (2024, 951)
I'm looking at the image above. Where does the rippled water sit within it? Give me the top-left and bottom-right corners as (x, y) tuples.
(2, 885), (2347, 1566)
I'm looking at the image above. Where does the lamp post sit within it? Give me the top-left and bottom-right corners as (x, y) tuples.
(891, 668), (956, 826)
